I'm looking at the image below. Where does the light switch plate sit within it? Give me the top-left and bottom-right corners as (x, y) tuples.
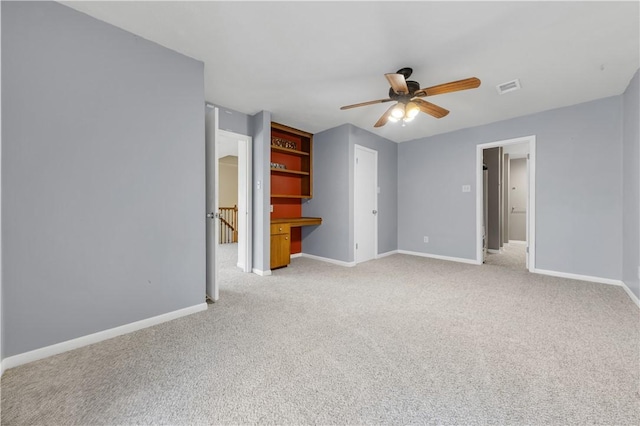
(462, 185), (471, 192)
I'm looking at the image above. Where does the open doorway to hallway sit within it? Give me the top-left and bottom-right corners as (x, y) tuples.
(216, 130), (252, 281)
(477, 136), (536, 272)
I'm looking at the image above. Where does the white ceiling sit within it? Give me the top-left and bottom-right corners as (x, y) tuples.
(61, 1), (639, 143)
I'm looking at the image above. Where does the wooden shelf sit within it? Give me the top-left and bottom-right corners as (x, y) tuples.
(270, 167), (309, 176)
(270, 122), (313, 200)
(271, 194), (312, 199)
(271, 217), (322, 226)
(271, 145), (309, 156)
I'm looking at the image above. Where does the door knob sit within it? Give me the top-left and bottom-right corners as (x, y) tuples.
(207, 212), (219, 219)
(372, 210), (378, 215)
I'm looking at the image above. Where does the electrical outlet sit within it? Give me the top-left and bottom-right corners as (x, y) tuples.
(270, 205), (274, 213)
(424, 236), (429, 243)
(462, 185), (471, 193)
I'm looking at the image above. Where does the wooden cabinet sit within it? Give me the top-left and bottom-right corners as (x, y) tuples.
(270, 122), (313, 199)
(270, 223), (291, 269)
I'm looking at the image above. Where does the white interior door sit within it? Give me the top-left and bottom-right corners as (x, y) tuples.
(354, 145), (378, 264)
(205, 105), (219, 301)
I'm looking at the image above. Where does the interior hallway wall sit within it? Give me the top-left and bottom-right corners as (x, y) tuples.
(2, 1), (205, 357)
(484, 147), (502, 251)
(219, 157), (239, 207)
(509, 158), (527, 241)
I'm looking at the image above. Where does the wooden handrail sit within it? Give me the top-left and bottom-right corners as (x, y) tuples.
(218, 205), (238, 244)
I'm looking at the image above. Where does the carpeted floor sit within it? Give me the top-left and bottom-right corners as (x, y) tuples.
(1, 246), (639, 425)
(484, 241), (527, 271)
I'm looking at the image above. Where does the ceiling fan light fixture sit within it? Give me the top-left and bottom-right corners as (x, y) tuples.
(388, 116), (399, 123)
(403, 115), (415, 123)
(405, 102), (420, 118)
(391, 103), (405, 119)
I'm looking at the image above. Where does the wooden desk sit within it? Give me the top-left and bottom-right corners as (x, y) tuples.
(270, 217), (322, 269)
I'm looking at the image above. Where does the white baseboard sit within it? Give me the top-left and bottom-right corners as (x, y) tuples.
(508, 240), (527, 245)
(532, 268), (623, 286)
(2, 302), (208, 373)
(252, 268), (272, 276)
(290, 253), (302, 259)
(621, 281), (640, 308)
(533, 268), (640, 308)
(397, 250), (481, 265)
(300, 253), (356, 267)
(377, 250), (399, 259)
(487, 249), (501, 254)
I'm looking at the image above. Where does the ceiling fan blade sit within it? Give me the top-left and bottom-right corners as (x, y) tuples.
(385, 73), (409, 95)
(414, 77), (481, 97)
(340, 98), (393, 110)
(374, 104), (397, 128)
(413, 99), (450, 118)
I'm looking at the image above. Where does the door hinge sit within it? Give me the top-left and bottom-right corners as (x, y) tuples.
(527, 153), (530, 160)
(356, 243), (358, 249)
(356, 157), (359, 164)
(526, 246), (529, 253)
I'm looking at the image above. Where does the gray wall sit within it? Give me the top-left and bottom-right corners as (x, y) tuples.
(250, 111), (272, 272)
(484, 147), (501, 250)
(509, 158), (527, 241)
(302, 125), (351, 261)
(303, 124), (398, 262)
(210, 103), (251, 136)
(399, 96), (623, 280)
(622, 69), (640, 299)
(503, 153), (509, 244)
(2, 1), (205, 357)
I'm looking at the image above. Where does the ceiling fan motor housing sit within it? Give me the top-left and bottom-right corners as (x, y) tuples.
(389, 80), (421, 100)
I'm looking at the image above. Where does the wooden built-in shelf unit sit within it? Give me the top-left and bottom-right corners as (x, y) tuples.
(270, 122), (314, 258)
(270, 122), (312, 199)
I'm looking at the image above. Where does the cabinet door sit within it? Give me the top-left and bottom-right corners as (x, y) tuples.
(270, 233), (290, 269)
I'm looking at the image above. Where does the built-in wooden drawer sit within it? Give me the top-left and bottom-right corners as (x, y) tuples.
(270, 223), (290, 235)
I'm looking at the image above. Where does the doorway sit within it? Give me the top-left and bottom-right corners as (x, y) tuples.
(476, 136), (536, 271)
(217, 129), (252, 277)
(205, 105), (252, 302)
(354, 144), (378, 264)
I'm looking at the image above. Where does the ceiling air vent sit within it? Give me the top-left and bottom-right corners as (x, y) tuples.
(496, 79), (521, 95)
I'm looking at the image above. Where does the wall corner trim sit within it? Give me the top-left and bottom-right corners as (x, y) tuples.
(621, 281), (640, 308)
(300, 253), (356, 267)
(397, 250), (482, 265)
(252, 268), (272, 276)
(1, 302), (208, 372)
(377, 250), (399, 259)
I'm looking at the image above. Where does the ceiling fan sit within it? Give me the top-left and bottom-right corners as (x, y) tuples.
(340, 67), (481, 128)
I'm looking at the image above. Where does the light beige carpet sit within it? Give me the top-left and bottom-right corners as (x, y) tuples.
(1, 247), (638, 425)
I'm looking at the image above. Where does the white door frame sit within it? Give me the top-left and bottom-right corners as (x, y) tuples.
(217, 129), (252, 274)
(354, 144), (378, 264)
(476, 135), (536, 271)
